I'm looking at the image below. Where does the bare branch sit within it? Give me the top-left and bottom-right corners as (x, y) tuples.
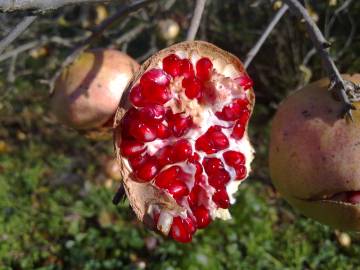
(0, 0), (109, 12)
(244, 4), (288, 69)
(49, 0), (156, 92)
(0, 16), (37, 54)
(186, 0), (207, 41)
(283, 0), (355, 119)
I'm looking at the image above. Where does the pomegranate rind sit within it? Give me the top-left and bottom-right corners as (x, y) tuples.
(51, 49), (139, 131)
(114, 40), (255, 229)
(269, 74), (360, 231)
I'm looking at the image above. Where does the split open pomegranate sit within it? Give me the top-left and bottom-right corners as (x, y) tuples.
(114, 41), (255, 243)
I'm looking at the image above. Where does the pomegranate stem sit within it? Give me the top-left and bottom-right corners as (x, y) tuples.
(283, 0), (355, 119)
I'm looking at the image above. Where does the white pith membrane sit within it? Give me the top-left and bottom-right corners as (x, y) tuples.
(115, 42), (255, 242)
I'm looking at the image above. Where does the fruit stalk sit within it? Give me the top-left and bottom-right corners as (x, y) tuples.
(282, 0), (355, 118)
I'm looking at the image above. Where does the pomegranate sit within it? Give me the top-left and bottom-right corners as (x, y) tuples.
(50, 48), (139, 135)
(114, 41), (255, 242)
(269, 74), (360, 231)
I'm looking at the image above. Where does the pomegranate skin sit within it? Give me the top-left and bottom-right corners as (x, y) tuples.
(269, 74), (360, 231)
(51, 49), (139, 130)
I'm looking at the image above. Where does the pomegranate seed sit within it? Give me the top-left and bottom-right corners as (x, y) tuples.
(182, 77), (202, 99)
(235, 74), (253, 90)
(223, 151), (245, 167)
(120, 108), (139, 138)
(212, 189), (230, 209)
(128, 153), (149, 169)
(193, 206), (211, 228)
(155, 123), (171, 139)
(202, 158), (224, 174)
(188, 153), (200, 162)
(179, 59), (195, 79)
(207, 170), (230, 189)
(170, 217), (192, 243)
(188, 185), (204, 208)
(234, 165), (247, 180)
(138, 104), (165, 122)
(183, 217), (197, 234)
(346, 191), (360, 204)
(167, 180), (189, 201)
(196, 57), (213, 81)
(120, 140), (146, 157)
(216, 98), (249, 121)
(130, 120), (157, 142)
(154, 166), (182, 188)
(129, 84), (147, 107)
(134, 159), (158, 182)
(163, 54), (181, 77)
(172, 139), (192, 162)
(168, 113), (193, 137)
(232, 121), (245, 140)
(156, 145), (174, 167)
(195, 126), (229, 154)
(140, 69), (172, 105)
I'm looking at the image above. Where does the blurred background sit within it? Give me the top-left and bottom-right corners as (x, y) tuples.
(1, 0), (360, 269)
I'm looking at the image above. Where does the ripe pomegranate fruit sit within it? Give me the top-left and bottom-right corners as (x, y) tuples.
(269, 74), (360, 231)
(114, 41), (255, 242)
(50, 48), (139, 134)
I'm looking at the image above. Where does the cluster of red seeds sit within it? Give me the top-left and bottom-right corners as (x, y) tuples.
(118, 53), (253, 242)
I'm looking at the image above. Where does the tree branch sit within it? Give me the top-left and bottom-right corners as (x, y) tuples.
(0, 16), (37, 54)
(244, 4), (288, 68)
(283, 0), (355, 119)
(186, 0), (207, 41)
(49, 0), (156, 92)
(0, 0), (110, 12)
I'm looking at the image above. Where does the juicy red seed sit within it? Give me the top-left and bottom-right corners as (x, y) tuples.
(167, 180), (189, 201)
(235, 74), (253, 90)
(212, 189), (230, 209)
(193, 206), (211, 229)
(128, 153), (149, 169)
(163, 54), (181, 77)
(179, 59), (195, 79)
(140, 69), (172, 105)
(195, 126), (229, 154)
(183, 217), (197, 234)
(139, 104), (165, 122)
(155, 123), (171, 139)
(215, 99), (249, 121)
(170, 217), (192, 243)
(196, 57), (213, 81)
(182, 77), (202, 99)
(208, 170), (230, 189)
(188, 185), (204, 208)
(154, 165), (182, 188)
(202, 158), (224, 174)
(130, 120), (157, 142)
(346, 191), (360, 204)
(120, 108), (139, 138)
(129, 84), (147, 107)
(134, 159), (158, 182)
(172, 139), (192, 162)
(188, 153), (200, 162)
(234, 165), (247, 180)
(168, 113), (193, 137)
(156, 145), (173, 167)
(120, 140), (146, 157)
(223, 151), (245, 167)
(231, 121), (245, 140)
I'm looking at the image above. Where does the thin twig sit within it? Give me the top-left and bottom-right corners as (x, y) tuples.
(244, 4), (288, 68)
(0, 16), (37, 54)
(283, 0), (355, 119)
(49, 0), (156, 92)
(186, 0), (207, 41)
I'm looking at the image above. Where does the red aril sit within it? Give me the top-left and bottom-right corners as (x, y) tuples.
(114, 41), (255, 243)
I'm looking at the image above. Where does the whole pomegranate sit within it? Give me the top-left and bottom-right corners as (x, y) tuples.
(114, 41), (255, 243)
(51, 48), (139, 132)
(269, 74), (360, 231)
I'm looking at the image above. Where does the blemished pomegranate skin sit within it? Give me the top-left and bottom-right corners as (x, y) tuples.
(269, 74), (360, 231)
(114, 41), (255, 243)
(51, 49), (139, 131)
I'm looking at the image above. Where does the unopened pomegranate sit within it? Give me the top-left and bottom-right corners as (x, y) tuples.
(51, 48), (139, 135)
(269, 74), (360, 231)
(114, 41), (255, 242)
